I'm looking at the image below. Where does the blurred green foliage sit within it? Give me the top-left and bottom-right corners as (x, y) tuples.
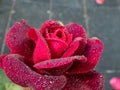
(0, 69), (23, 90)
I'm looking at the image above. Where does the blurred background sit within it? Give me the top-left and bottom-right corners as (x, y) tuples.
(0, 0), (120, 90)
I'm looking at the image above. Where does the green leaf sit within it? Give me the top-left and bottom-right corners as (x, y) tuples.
(5, 83), (23, 90)
(0, 69), (23, 90)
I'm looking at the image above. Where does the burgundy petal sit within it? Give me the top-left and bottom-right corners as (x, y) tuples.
(63, 70), (104, 90)
(62, 37), (84, 58)
(29, 30), (51, 64)
(40, 20), (62, 34)
(5, 20), (35, 59)
(74, 38), (87, 55)
(1, 54), (66, 90)
(0, 54), (7, 68)
(46, 38), (68, 58)
(65, 23), (86, 40)
(34, 56), (87, 75)
(27, 28), (40, 43)
(33, 37), (51, 63)
(67, 37), (103, 74)
(110, 77), (120, 90)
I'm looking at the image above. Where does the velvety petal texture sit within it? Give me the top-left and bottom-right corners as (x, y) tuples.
(0, 54), (7, 68)
(67, 37), (103, 74)
(40, 20), (73, 58)
(27, 28), (51, 64)
(46, 38), (68, 58)
(0, 20), (104, 90)
(63, 70), (104, 90)
(65, 23), (86, 40)
(62, 37), (83, 58)
(40, 20), (62, 34)
(1, 54), (66, 90)
(34, 56), (87, 75)
(5, 20), (35, 59)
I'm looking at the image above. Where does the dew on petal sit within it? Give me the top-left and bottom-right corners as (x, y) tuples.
(65, 23), (87, 40)
(34, 56), (87, 75)
(5, 20), (35, 59)
(67, 37), (103, 74)
(0, 54), (7, 68)
(63, 70), (104, 90)
(1, 54), (67, 90)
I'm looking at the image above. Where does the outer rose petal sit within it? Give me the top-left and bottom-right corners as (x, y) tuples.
(1, 54), (67, 90)
(62, 37), (85, 57)
(67, 37), (103, 74)
(63, 70), (104, 90)
(34, 56), (87, 75)
(110, 77), (120, 90)
(74, 38), (86, 55)
(27, 28), (51, 64)
(0, 54), (7, 68)
(65, 23), (86, 40)
(5, 20), (35, 59)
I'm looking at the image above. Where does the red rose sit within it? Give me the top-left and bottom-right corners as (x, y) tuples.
(0, 20), (104, 90)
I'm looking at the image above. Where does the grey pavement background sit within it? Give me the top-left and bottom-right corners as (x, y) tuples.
(0, 0), (120, 90)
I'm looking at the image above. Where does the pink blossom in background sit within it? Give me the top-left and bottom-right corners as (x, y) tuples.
(110, 77), (120, 90)
(96, 0), (105, 4)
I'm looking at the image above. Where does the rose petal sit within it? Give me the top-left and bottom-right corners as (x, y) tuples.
(63, 70), (104, 90)
(0, 54), (7, 68)
(27, 28), (51, 63)
(83, 37), (104, 72)
(74, 38), (87, 55)
(27, 28), (40, 43)
(34, 56), (87, 75)
(33, 34), (51, 64)
(65, 23), (87, 40)
(46, 38), (68, 58)
(1, 54), (66, 90)
(5, 20), (35, 59)
(40, 20), (62, 34)
(54, 28), (67, 41)
(67, 37), (103, 74)
(110, 77), (120, 90)
(62, 37), (85, 57)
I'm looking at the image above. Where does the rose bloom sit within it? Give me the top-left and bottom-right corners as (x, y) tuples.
(0, 20), (104, 90)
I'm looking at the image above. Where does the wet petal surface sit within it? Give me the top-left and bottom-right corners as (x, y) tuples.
(62, 37), (85, 57)
(34, 56), (87, 75)
(27, 28), (51, 63)
(40, 20), (62, 34)
(67, 37), (103, 74)
(65, 23), (86, 40)
(46, 38), (68, 58)
(63, 70), (104, 90)
(5, 20), (35, 59)
(0, 54), (7, 68)
(1, 54), (67, 90)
